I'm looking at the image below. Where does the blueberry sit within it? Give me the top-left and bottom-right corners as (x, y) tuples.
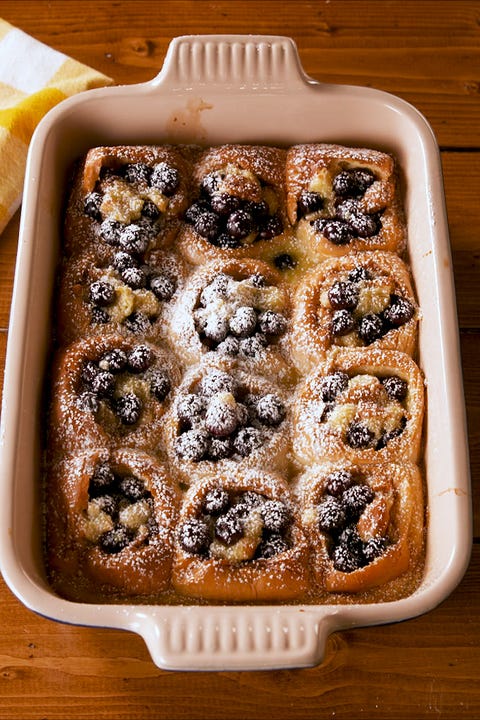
(317, 496), (347, 532)
(77, 391), (99, 413)
(150, 369), (171, 401)
(81, 360), (99, 387)
(200, 172), (221, 197)
(215, 336), (240, 356)
(115, 393), (142, 425)
(358, 313), (385, 344)
(226, 208), (255, 239)
(89, 463), (116, 494)
(149, 274), (176, 301)
(274, 253), (297, 271)
(345, 422), (375, 449)
(99, 526), (131, 554)
(184, 200), (210, 225)
(215, 233), (242, 249)
(141, 199), (161, 221)
(331, 309), (356, 337)
(336, 200), (380, 238)
(342, 483), (375, 519)
(178, 519), (210, 554)
(99, 219), (123, 246)
(123, 162), (152, 185)
(229, 306), (258, 338)
(324, 469), (356, 497)
(258, 213), (283, 240)
(118, 224), (150, 255)
(91, 307), (109, 324)
(383, 295), (415, 327)
(233, 426), (263, 456)
(119, 475), (147, 501)
(207, 436), (233, 460)
(328, 281), (359, 311)
(203, 488), (230, 515)
(333, 168), (375, 198)
(176, 393), (205, 426)
(198, 370), (236, 398)
(125, 312), (150, 334)
(210, 193), (241, 215)
(120, 265), (147, 289)
(250, 273), (267, 288)
(256, 534), (288, 559)
(332, 536), (364, 572)
(297, 191), (323, 218)
(150, 162), (180, 196)
(84, 191), (102, 220)
(311, 217), (350, 245)
(175, 429), (209, 462)
(194, 211), (222, 241)
(381, 375), (408, 401)
(113, 251), (137, 272)
(214, 510), (244, 545)
(239, 332), (268, 358)
(319, 372), (349, 402)
(127, 344), (154, 373)
(363, 535), (389, 562)
(258, 310), (287, 337)
(348, 266), (372, 283)
(90, 369), (115, 398)
(260, 500), (290, 532)
(255, 394), (285, 427)
(202, 313), (229, 343)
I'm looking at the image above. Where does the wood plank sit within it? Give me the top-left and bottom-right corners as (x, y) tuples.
(0, 1), (478, 146)
(0, 544), (478, 720)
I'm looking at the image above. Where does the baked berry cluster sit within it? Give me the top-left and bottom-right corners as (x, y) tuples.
(178, 487), (292, 561)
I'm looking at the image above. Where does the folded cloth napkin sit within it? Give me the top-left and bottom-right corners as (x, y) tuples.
(0, 19), (113, 235)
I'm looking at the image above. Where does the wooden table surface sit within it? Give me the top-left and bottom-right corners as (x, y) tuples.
(0, 1), (478, 718)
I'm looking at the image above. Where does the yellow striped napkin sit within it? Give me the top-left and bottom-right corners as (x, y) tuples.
(0, 19), (113, 235)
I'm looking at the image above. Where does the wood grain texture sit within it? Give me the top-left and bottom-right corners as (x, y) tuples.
(0, 1), (478, 717)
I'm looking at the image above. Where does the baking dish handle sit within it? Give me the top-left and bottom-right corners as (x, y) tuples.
(150, 34), (317, 93)
(136, 607), (339, 671)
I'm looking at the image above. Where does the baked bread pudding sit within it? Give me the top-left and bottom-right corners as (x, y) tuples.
(44, 143), (425, 604)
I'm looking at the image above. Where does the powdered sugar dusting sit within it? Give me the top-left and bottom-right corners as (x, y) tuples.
(44, 143), (425, 608)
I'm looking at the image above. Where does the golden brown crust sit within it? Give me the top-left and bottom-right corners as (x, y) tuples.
(172, 471), (311, 602)
(47, 448), (179, 598)
(290, 252), (418, 373)
(294, 461), (424, 593)
(293, 348), (424, 466)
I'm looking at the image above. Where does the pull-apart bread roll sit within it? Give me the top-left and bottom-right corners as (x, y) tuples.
(286, 144), (406, 262)
(47, 448), (179, 599)
(64, 144), (196, 260)
(163, 358), (292, 484)
(177, 144), (290, 265)
(48, 334), (180, 457)
(293, 349), (424, 466)
(294, 461), (424, 594)
(168, 257), (296, 385)
(172, 471), (310, 602)
(290, 252), (418, 373)
(56, 248), (186, 346)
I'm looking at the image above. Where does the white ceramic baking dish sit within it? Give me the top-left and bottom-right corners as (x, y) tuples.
(0, 35), (472, 671)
